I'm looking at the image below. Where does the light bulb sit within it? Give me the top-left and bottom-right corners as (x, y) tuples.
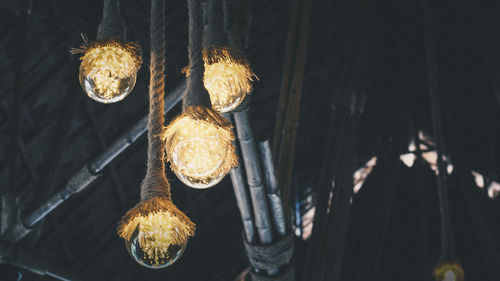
(203, 52), (256, 112)
(124, 212), (186, 268)
(165, 109), (238, 189)
(120, 210), (194, 269)
(77, 39), (142, 103)
(433, 262), (464, 281)
(184, 48), (257, 113)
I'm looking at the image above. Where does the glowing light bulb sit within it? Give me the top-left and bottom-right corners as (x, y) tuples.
(121, 210), (194, 269)
(184, 48), (257, 113)
(165, 109), (238, 188)
(433, 262), (464, 281)
(76, 39), (142, 103)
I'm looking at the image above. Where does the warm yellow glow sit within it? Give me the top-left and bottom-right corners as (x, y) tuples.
(121, 211), (194, 268)
(204, 54), (256, 112)
(433, 262), (464, 281)
(165, 112), (237, 189)
(184, 48), (257, 112)
(78, 41), (141, 103)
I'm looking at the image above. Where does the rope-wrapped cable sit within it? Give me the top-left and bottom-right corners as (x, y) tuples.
(184, 0), (211, 109)
(97, 0), (125, 40)
(243, 233), (294, 272)
(421, 0), (455, 262)
(204, 0), (228, 47)
(140, 0), (170, 201)
(117, 0), (195, 244)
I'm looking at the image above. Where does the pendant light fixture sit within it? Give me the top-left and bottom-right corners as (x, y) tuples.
(164, 0), (238, 189)
(71, 0), (142, 103)
(117, 0), (195, 269)
(422, 0), (464, 278)
(433, 262), (464, 281)
(182, 0), (257, 113)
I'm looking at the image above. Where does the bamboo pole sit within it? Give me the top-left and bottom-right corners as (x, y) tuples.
(2, 83), (184, 244)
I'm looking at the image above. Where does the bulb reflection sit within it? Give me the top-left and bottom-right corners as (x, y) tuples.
(123, 211), (190, 269)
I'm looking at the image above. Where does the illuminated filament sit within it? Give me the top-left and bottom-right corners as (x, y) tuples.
(433, 262), (464, 281)
(166, 115), (236, 188)
(124, 211), (192, 268)
(80, 45), (138, 103)
(204, 57), (255, 112)
(184, 49), (257, 112)
(136, 212), (183, 265)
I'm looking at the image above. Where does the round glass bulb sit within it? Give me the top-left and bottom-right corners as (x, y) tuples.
(442, 270), (456, 281)
(79, 45), (138, 103)
(182, 48), (256, 113)
(124, 212), (187, 269)
(204, 59), (252, 112)
(433, 262), (464, 281)
(166, 116), (235, 189)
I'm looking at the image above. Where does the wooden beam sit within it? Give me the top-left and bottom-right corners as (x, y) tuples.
(273, 0), (312, 230)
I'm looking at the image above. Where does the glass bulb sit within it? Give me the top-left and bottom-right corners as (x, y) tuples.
(443, 270), (456, 281)
(184, 48), (257, 112)
(172, 134), (228, 188)
(166, 115), (236, 189)
(124, 212), (188, 269)
(79, 45), (138, 103)
(433, 262), (464, 281)
(204, 59), (252, 112)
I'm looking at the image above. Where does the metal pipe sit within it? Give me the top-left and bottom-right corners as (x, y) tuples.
(0, 240), (83, 281)
(2, 83), (185, 243)
(258, 140), (286, 237)
(233, 110), (273, 245)
(224, 113), (257, 243)
(24, 166), (98, 227)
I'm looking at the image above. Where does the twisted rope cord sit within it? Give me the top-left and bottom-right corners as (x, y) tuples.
(223, 0), (243, 51)
(97, 0), (125, 40)
(183, 0), (211, 109)
(421, 0), (455, 262)
(140, 0), (170, 201)
(205, 0), (228, 47)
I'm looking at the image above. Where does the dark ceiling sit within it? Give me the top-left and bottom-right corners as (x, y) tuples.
(1, 0), (500, 281)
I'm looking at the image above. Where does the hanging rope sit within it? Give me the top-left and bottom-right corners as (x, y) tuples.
(184, 0), (212, 109)
(181, 0), (256, 113)
(421, 0), (455, 263)
(141, 0), (169, 201)
(422, 0), (463, 280)
(117, 0), (194, 248)
(97, 0), (125, 40)
(70, 0), (142, 103)
(205, 0), (228, 47)
(71, 0), (140, 60)
(164, 0), (237, 189)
